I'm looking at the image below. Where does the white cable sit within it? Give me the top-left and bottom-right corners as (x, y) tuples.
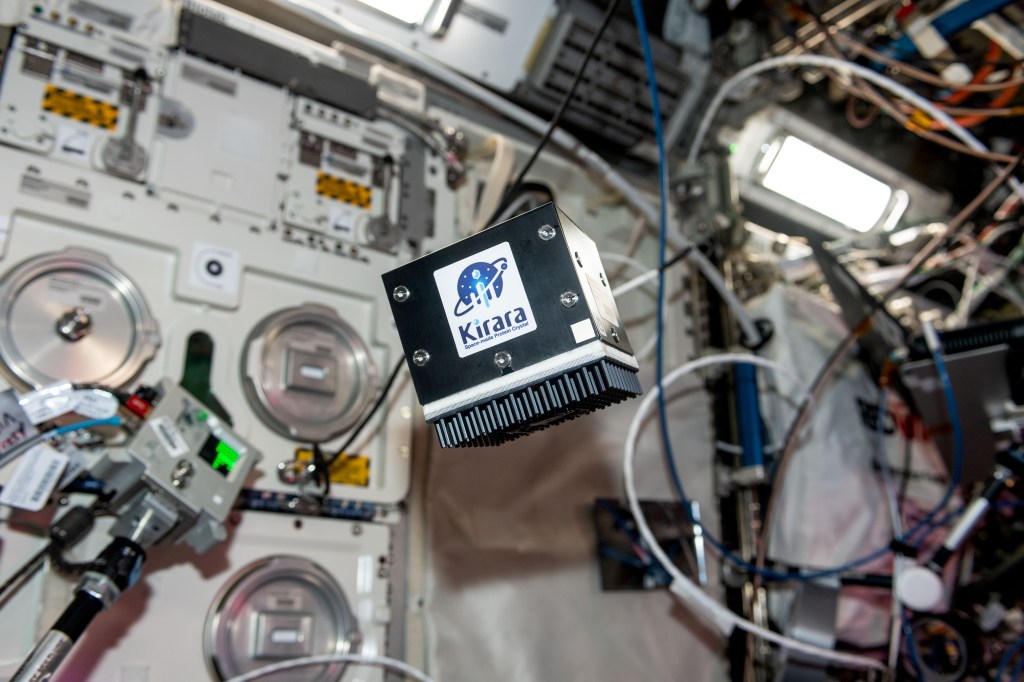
(272, 0), (765, 346)
(687, 54), (1024, 201)
(964, 240), (1024, 318)
(224, 654), (434, 682)
(600, 252), (654, 278)
(715, 441), (780, 455)
(954, 224), (1023, 324)
(491, 192), (537, 226)
(613, 268), (660, 297)
(471, 134), (517, 233)
(623, 353), (887, 672)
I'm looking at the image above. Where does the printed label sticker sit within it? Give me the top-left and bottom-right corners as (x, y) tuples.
(0, 444), (68, 511)
(149, 416), (188, 458)
(433, 241), (536, 358)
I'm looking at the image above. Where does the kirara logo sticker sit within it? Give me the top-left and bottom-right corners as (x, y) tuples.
(453, 258), (508, 317)
(433, 242), (537, 358)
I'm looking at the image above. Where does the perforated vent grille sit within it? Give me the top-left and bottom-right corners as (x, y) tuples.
(433, 359), (642, 448)
(515, 4), (688, 148)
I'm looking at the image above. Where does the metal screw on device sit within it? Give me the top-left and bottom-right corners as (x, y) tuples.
(56, 307), (92, 341)
(494, 351), (512, 369)
(392, 285), (410, 303)
(538, 224), (556, 241)
(412, 349), (430, 367)
(171, 461), (195, 489)
(560, 291), (579, 308)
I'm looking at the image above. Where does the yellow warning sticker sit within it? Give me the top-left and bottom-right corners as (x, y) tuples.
(41, 85), (119, 130)
(316, 171), (372, 209)
(295, 449), (371, 487)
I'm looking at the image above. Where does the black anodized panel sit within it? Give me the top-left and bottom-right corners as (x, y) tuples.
(382, 204), (599, 406)
(179, 10), (378, 118)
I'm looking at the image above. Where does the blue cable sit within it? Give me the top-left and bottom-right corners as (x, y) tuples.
(628, 0), (673, 514)
(1012, 650), (1024, 681)
(598, 545), (650, 569)
(906, 334), (963, 534)
(53, 417), (122, 435)
(883, 0), (1016, 65)
(630, 0), (965, 582)
(903, 614), (928, 679)
(596, 498), (645, 545)
(630, 0), (838, 582)
(997, 637), (1024, 681)
(631, 0), (881, 581)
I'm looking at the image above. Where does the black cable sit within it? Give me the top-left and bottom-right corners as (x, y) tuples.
(312, 443), (330, 498)
(324, 358), (406, 471)
(486, 0), (623, 226)
(0, 544), (49, 608)
(660, 244), (694, 274)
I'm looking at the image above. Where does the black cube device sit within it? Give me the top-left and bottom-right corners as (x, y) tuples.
(382, 204), (642, 447)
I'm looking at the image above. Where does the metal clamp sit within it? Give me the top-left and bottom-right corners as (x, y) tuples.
(277, 459), (318, 486)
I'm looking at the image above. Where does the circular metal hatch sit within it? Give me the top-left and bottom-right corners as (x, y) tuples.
(204, 556), (362, 682)
(0, 248), (160, 389)
(241, 303), (377, 442)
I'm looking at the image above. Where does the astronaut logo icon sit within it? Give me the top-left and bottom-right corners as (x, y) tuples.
(453, 258), (508, 317)
(434, 242), (536, 358)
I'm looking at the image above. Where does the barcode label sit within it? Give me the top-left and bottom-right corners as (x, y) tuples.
(149, 417), (187, 457)
(0, 444), (69, 511)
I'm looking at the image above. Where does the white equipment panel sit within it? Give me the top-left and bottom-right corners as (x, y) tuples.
(152, 52), (292, 224)
(0, 0), (459, 507)
(0, 147), (423, 506)
(4, 512), (393, 682)
(0, 2), (458, 680)
(0, 8), (170, 182)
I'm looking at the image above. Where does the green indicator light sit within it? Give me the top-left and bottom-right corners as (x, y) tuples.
(197, 410), (209, 421)
(211, 440), (240, 473)
(728, 143), (738, 154)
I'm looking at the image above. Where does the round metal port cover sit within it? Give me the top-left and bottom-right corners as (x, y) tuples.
(0, 248), (160, 389)
(241, 303), (378, 442)
(205, 555), (362, 682)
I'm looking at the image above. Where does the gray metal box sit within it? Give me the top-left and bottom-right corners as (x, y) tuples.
(382, 204), (641, 447)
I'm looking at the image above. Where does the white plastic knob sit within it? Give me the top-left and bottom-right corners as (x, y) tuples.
(897, 566), (946, 612)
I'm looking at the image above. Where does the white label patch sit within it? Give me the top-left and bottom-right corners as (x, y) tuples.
(570, 319), (597, 344)
(433, 241), (536, 358)
(0, 444), (68, 511)
(329, 204), (360, 239)
(149, 416), (188, 457)
(54, 125), (94, 159)
(189, 242), (241, 296)
(19, 382), (77, 424)
(72, 389), (119, 419)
